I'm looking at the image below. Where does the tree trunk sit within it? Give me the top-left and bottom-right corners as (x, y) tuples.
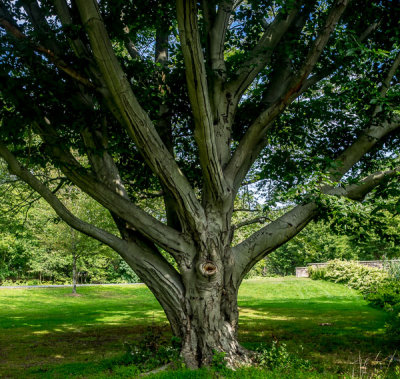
(72, 253), (77, 294)
(160, 230), (250, 368)
(178, 280), (249, 368)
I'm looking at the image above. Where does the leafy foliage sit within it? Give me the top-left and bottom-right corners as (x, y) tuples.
(255, 341), (311, 372)
(308, 260), (390, 294)
(122, 328), (182, 372)
(0, 170), (140, 284)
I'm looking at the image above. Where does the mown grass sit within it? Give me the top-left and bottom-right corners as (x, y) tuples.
(0, 278), (396, 378)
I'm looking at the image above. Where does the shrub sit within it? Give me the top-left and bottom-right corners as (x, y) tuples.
(255, 341), (311, 371)
(366, 280), (400, 308)
(307, 266), (326, 280)
(121, 327), (181, 372)
(385, 303), (400, 341)
(308, 260), (389, 295)
(366, 279), (400, 343)
(384, 259), (400, 281)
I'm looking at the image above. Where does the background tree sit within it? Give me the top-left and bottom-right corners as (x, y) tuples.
(0, 0), (399, 367)
(0, 163), (139, 285)
(0, 166), (43, 282)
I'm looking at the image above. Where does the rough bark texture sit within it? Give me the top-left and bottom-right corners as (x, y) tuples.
(174, 238), (248, 368)
(179, 272), (245, 368)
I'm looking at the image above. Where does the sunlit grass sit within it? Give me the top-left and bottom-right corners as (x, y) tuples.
(0, 278), (393, 378)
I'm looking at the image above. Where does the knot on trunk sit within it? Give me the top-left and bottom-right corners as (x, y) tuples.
(199, 261), (217, 276)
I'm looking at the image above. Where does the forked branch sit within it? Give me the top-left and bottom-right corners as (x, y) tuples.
(33, 121), (195, 259)
(176, 0), (228, 200)
(0, 11), (96, 89)
(0, 142), (125, 251)
(228, 3), (300, 103)
(75, 0), (205, 231)
(225, 0), (350, 194)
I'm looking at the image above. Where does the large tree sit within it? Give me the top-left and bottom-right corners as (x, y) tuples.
(0, 0), (399, 367)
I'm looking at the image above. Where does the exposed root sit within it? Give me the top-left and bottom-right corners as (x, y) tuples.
(225, 345), (255, 369)
(139, 362), (172, 377)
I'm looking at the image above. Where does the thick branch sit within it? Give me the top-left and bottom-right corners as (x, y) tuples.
(205, 0), (233, 81)
(232, 168), (400, 281)
(255, 3), (318, 110)
(122, 239), (185, 336)
(34, 122), (195, 259)
(176, 0), (228, 200)
(0, 142), (125, 252)
(80, 126), (129, 200)
(225, 0), (350, 193)
(75, 0), (205, 231)
(0, 11), (95, 89)
(335, 168), (400, 201)
(227, 3), (300, 102)
(53, 0), (92, 60)
(201, 1), (236, 168)
(332, 117), (400, 180)
(377, 50), (400, 100)
(0, 142), (185, 330)
(233, 202), (318, 283)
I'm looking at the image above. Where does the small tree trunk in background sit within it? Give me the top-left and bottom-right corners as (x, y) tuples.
(72, 252), (77, 294)
(70, 228), (78, 294)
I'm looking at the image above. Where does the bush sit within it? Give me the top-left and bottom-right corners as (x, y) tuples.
(384, 260), (400, 281)
(366, 280), (400, 308)
(385, 303), (400, 341)
(308, 260), (389, 295)
(366, 279), (400, 343)
(307, 266), (326, 280)
(121, 327), (181, 372)
(255, 341), (311, 371)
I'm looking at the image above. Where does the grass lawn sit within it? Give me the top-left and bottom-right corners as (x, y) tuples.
(0, 278), (395, 378)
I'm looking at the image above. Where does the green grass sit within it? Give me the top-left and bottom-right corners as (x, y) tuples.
(0, 278), (395, 378)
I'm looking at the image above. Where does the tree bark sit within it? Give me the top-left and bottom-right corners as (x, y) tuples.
(178, 278), (247, 368)
(72, 252), (77, 294)
(137, 220), (250, 368)
(71, 228), (77, 294)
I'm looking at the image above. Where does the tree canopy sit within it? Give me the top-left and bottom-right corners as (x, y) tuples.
(0, 0), (399, 368)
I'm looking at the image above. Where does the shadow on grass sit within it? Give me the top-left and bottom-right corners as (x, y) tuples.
(0, 280), (393, 378)
(237, 295), (389, 362)
(0, 324), (172, 377)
